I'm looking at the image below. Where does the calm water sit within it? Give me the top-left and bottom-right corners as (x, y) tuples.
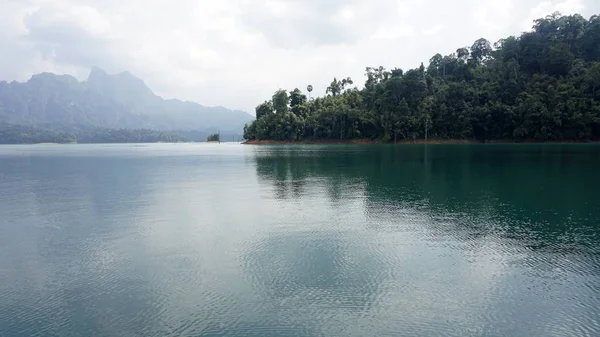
(0, 143), (599, 337)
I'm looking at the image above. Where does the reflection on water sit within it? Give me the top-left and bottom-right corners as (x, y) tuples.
(249, 144), (600, 336)
(0, 144), (599, 337)
(254, 145), (600, 248)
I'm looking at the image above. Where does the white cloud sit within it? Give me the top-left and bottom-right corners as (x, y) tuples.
(333, 6), (356, 23)
(422, 24), (444, 36)
(26, 4), (111, 38)
(472, 0), (515, 35)
(372, 24), (417, 40)
(0, 0), (596, 114)
(396, 0), (413, 19)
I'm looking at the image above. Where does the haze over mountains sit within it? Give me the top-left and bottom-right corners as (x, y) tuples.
(0, 67), (254, 140)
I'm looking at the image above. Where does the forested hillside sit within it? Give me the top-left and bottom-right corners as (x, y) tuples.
(0, 123), (185, 144)
(244, 13), (600, 142)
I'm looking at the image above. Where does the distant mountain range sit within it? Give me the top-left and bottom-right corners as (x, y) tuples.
(0, 67), (254, 141)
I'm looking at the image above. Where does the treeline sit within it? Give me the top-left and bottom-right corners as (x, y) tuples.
(74, 126), (186, 143)
(244, 12), (600, 142)
(0, 123), (186, 144)
(0, 123), (76, 144)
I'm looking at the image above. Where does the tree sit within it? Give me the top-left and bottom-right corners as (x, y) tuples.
(341, 77), (354, 90)
(391, 98), (410, 142)
(207, 133), (220, 142)
(519, 32), (545, 73)
(244, 122), (256, 140)
(428, 54), (443, 76)
(581, 15), (600, 61)
(588, 62), (600, 98)
(365, 66), (389, 88)
(541, 43), (574, 76)
(457, 47), (470, 63)
(533, 11), (562, 39)
(470, 38), (493, 64)
(326, 77), (353, 96)
(255, 101), (274, 120)
(272, 89), (289, 114)
(289, 88), (307, 112)
(326, 78), (341, 96)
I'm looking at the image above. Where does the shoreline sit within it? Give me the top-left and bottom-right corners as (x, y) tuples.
(242, 139), (600, 145)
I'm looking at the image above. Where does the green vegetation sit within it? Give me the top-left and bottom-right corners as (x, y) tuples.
(0, 123), (186, 144)
(75, 127), (186, 143)
(0, 123), (76, 144)
(244, 13), (600, 142)
(207, 133), (220, 142)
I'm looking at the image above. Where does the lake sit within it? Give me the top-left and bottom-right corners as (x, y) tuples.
(0, 143), (599, 337)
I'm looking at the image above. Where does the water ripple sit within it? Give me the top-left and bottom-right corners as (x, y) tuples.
(1, 144), (600, 336)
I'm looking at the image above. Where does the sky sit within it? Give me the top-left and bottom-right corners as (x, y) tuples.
(1, 0), (598, 114)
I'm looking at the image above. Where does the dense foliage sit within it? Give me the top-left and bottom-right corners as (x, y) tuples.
(0, 123), (185, 144)
(244, 13), (600, 142)
(207, 133), (220, 142)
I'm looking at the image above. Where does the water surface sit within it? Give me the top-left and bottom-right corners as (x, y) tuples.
(0, 143), (599, 336)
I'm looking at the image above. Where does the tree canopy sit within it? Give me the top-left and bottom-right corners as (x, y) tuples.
(244, 13), (600, 142)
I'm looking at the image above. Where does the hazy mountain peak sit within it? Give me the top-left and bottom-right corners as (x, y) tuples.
(85, 67), (155, 106)
(116, 70), (133, 78)
(28, 72), (79, 86)
(114, 70), (150, 91)
(88, 66), (108, 82)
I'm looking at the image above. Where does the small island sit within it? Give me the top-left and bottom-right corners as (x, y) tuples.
(243, 12), (600, 144)
(206, 133), (220, 143)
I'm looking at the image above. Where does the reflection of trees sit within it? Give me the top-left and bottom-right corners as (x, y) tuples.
(254, 146), (371, 201)
(252, 145), (600, 251)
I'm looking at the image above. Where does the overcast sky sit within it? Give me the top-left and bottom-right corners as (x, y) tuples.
(1, 0), (598, 113)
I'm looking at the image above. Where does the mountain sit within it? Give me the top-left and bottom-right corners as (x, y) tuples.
(0, 68), (254, 138)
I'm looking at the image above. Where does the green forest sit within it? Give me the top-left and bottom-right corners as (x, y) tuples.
(0, 123), (186, 144)
(207, 133), (220, 142)
(244, 13), (600, 142)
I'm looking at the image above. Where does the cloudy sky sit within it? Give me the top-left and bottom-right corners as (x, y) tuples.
(1, 0), (598, 113)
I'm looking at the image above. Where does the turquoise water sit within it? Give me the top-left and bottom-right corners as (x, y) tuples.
(0, 143), (599, 336)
